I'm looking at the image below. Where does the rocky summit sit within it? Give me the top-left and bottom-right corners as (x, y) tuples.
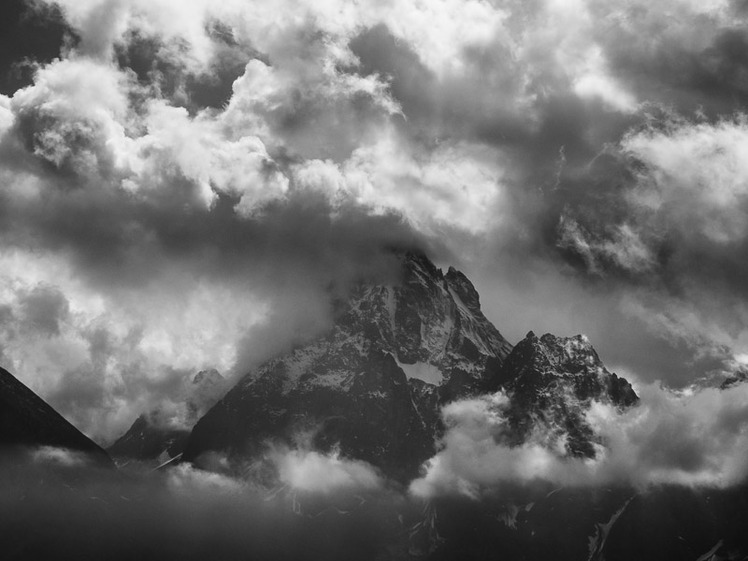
(183, 252), (513, 480)
(183, 252), (637, 481)
(490, 331), (638, 457)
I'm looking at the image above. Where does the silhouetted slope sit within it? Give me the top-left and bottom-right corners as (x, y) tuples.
(0, 366), (111, 464)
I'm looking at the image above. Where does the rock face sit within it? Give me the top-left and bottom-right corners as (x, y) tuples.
(107, 414), (190, 463)
(108, 369), (226, 463)
(183, 252), (638, 481)
(490, 331), (638, 457)
(183, 252), (513, 480)
(0, 366), (111, 464)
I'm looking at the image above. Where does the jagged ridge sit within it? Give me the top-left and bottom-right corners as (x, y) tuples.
(491, 331), (638, 457)
(182, 252), (638, 480)
(183, 252), (513, 480)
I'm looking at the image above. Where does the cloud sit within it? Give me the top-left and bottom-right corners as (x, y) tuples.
(19, 284), (70, 336)
(166, 462), (246, 494)
(294, 132), (509, 235)
(1, 0), (748, 441)
(554, 116), (748, 372)
(0, 36), (424, 441)
(0, 447), (405, 561)
(410, 381), (748, 498)
(270, 446), (384, 494)
(621, 116), (748, 245)
(31, 445), (95, 467)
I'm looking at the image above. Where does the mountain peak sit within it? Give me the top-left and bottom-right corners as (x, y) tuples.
(181, 251), (637, 476)
(183, 252), (513, 479)
(108, 369), (228, 464)
(499, 331), (635, 396)
(445, 266), (481, 312)
(192, 368), (224, 387)
(490, 332), (638, 458)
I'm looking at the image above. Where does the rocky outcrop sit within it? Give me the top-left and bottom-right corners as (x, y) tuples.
(490, 331), (638, 457)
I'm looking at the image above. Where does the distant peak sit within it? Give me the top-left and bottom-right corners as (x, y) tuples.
(192, 369), (224, 386)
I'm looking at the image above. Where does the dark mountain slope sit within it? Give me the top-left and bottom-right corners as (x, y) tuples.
(0, 366), (111, 465)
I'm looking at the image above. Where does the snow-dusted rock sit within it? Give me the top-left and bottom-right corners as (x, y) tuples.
(183, 251), (513, 480)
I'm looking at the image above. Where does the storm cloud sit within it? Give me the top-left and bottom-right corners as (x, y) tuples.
(1, 0), (748, 444)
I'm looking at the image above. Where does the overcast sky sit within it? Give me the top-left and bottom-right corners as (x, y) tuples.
(2, 0), (748, 442)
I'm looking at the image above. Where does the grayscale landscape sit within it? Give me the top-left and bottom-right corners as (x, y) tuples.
(1, 1), (748, 560)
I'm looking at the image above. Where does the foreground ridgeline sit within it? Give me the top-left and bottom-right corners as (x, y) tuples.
(0, 366), (112, 466)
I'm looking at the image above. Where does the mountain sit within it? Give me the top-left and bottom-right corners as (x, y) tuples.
(106, 413), (190, 464)
(108, 369), (226, 464)
(182, 252), (637, 482)
(490, 331), (638, 457)
(0, 366), (111, 464)
(183, 252), (513, 480)
(6, 252), (748, 561)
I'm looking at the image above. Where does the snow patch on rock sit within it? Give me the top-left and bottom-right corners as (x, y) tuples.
(397, 360), (444, 385)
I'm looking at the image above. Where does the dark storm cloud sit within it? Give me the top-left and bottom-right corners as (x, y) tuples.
(115, 23), (259, 114)
(594, 11), (748, 117)
(19, 284), (69, 336)
(0, 0), (74, 95)
(349, 22), (532, 148)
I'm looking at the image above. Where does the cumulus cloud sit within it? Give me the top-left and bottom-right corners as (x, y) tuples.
(271, 446), (384, 495)
(555, 115), (748, 373)
(31, 445), (95, 467)
(294, 133), (508, 234)
(411, 381), (748, 498)
(1, 0), (748, 440)
(622, 117), (748, 245)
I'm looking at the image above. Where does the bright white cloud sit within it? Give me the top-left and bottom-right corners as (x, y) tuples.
(47, 0), (511, 76)
(623, 117), (748, 244)
(271, 446), (383, 494)
(411, 382), (748, 498)
(295, 133), (509, 234)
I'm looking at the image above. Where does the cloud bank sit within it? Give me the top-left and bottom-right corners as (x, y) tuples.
(411, 381), (748, 498)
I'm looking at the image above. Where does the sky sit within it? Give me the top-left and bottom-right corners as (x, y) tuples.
(1, 0), (748, 444)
